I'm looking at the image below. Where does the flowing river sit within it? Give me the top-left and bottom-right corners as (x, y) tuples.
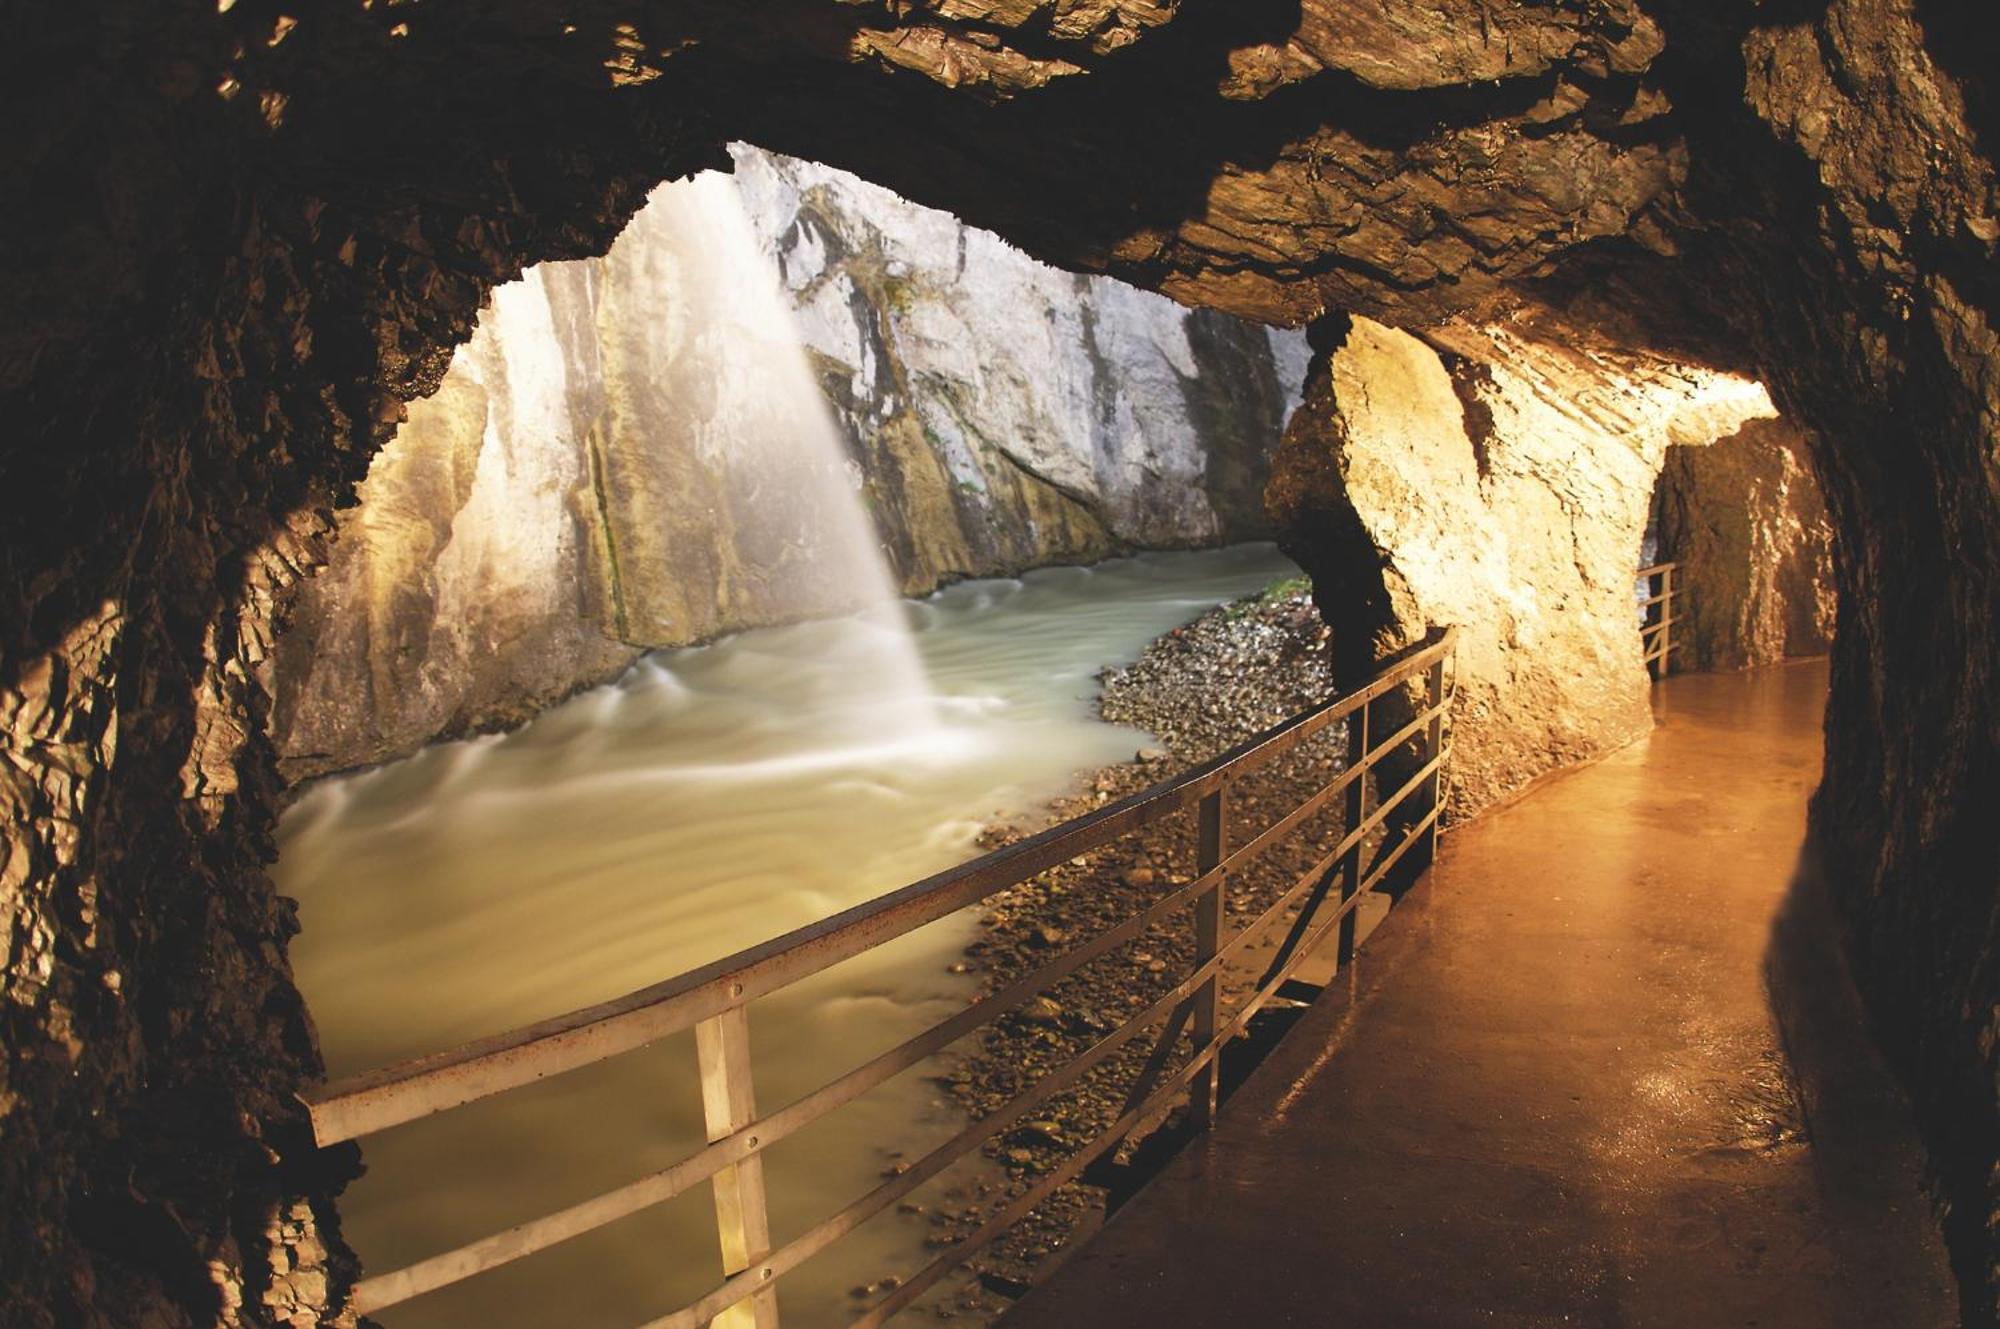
(277, 542), (1302, 1328)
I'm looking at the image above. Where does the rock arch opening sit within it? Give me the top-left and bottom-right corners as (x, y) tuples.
(3, 2), (1995, 1326)
(263, 147), (1322, 1327)
(265, 145), (1309, 784)
(1647, 419), (1838, 674)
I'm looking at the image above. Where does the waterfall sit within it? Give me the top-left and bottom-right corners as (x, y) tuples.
(268, 145), (1313, 780)
(613, 170), (943, 743)
(401, 167), (945, 758)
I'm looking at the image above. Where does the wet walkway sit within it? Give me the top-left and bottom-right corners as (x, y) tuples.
(1009, 660), (1956, 1328)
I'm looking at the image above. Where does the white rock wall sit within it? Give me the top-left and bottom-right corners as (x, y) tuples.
(267, 149), (1307, 780)
(732, 145), (1303, 547)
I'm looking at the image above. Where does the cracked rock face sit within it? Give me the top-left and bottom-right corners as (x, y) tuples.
(1654, 418), (1836, 672)
(722, 0), (1691, 326)
(267, 147), (1303, 781)
(1, 0), (1997, 1324)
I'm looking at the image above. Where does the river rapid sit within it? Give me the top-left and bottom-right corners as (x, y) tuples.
(276, 542), (1301, 1328)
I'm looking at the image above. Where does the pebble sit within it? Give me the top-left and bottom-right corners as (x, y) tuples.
(929, 583), (1339, 1298)
(1012, 1120), (1064, 1145)
(1018, 996), (1063, 1023)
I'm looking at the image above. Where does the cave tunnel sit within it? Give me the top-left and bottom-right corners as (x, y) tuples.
(1, 3), (1995, 1328)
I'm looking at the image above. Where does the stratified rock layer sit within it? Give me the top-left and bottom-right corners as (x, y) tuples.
(1655, 418), (1836, 672)
(0, 1), (1995, 1324)
(267, 148), (1302, 780)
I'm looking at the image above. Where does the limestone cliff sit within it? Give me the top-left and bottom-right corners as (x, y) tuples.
(266, 148), (1305, 781)
(1655, 418), (1836, 672)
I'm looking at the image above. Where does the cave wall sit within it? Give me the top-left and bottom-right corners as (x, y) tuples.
(1268, 314), (1777, 816)
(266, 147), (1303, 781)
(1717, 4), (2000, 1312)
(1, 1), (1995, 1325)
(1, 13), (696, 1322)
(1655, 417), (1837, 671)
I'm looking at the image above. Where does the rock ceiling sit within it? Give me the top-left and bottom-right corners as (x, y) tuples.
(1, 2), (1996, 1325)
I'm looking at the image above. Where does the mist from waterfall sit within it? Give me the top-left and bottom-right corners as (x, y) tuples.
(619, 169), (941, 742)
(417, 166), (942, 753)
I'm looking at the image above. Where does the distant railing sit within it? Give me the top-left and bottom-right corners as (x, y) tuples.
(1639, 562), (1678, 678)
(304, 627), (1459, 1328)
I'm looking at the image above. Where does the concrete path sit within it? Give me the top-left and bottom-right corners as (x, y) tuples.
(1007, 660), (1956, 1328)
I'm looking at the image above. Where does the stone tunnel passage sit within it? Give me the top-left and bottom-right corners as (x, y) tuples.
(1649, 418), (1838, 674)
(3, 2), (1997, 1326)
(1009, 660), (1956, 1328)
(1265, 313), (1783, 818)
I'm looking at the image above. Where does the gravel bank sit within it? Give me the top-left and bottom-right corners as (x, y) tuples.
(878, 579), (1369, 1321)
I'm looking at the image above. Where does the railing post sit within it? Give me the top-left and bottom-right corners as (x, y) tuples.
(1337, 699), (1370, 968)
(1660, 564), (1674, 677)
(1191, 785), (1227, 1129)
(696, 1003), (779, 1329)
(1425, 652), (1446, 866)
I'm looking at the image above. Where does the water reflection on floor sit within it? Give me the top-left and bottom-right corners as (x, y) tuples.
(276, 543), (1301, 1329)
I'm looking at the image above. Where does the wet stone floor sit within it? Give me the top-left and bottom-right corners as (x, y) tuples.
(1007, 659), (1957, 1329)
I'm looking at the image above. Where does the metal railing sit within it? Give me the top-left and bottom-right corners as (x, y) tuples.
(1639, 562), (1678, 678)
(304, 626), (1459, 1328)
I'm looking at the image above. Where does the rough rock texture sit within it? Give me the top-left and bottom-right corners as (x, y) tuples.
(1713, 10), (2000, 1312)
(1655, 417), (1837, 671)
(1, 1), (1997, 1325)
(726, 0), (1690, 330)
(0, 514), (363, 1329)
(1268, 313), (1777, 817)
(267, 148), (1304, 780)
(261, 264), (636, 785)
(739, 148), (1305, 556)
(2, 17), (691, 1322)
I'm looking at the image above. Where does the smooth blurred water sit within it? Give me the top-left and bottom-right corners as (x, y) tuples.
(277, 542), (1300, 1329)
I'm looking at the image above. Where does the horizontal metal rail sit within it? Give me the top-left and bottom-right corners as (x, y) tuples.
(307, 624), (1459, 1326)
(646, 732), (1455, 1329)
(349, 867), (1225, 1312)
(305, 629), (1456, 1146)
(854, 772), (1450, 1329)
